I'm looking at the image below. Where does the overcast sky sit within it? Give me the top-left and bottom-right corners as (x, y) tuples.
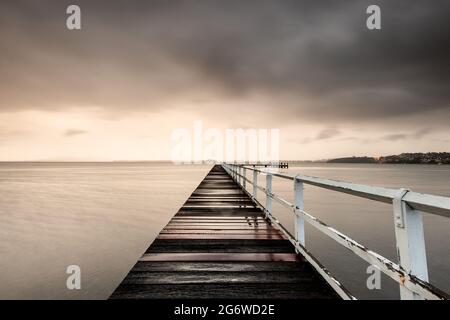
(0, 0), (449, 161)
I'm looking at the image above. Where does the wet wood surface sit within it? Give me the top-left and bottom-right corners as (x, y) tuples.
(110, 165), (339, 299)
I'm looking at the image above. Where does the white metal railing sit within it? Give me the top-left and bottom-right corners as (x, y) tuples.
(222, 163), (450, 300)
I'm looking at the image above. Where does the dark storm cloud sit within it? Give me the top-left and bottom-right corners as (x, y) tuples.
(0, 0), (449, 126)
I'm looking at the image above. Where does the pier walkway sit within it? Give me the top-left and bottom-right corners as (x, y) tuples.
(110, 165), (339, 299)
(111, 163), (449, 300)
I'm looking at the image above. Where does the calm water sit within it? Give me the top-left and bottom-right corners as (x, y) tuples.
(0, 162), (211, 299)
(0, 163), (449, 299)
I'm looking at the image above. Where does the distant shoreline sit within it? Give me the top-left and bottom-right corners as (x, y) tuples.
(1, 152), (450, 165)
(324, 152), (450, 165)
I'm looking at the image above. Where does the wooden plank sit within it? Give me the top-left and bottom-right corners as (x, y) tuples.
(185, 200), (255, 204)
(169, 223), (266, 226)
(131, 261), (312, 272)
(140, 253), (301, 262)
(163, 225), (274, 230)
(147, 239), (295, 253)
(172, 216), (265, 219)
(157, 234), (286, 240)
(159, 230), (281, 234)
(111, 283), (337, 299)
(170, 218), (266, 222)
(181, 205), (257, 209)
(121, 271), (317, 284)
(176, 212), (263, 217)
(167, 221), (267, 224)
(177, 207), (261, 212)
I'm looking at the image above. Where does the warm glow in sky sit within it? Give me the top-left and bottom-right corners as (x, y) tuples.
(1, 0), (449, 161)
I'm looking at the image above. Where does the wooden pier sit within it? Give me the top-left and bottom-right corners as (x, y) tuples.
(110, 165), (338, 299)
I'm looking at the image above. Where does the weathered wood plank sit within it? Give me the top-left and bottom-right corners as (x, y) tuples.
(131, 261), (312, 272)
(163, 225), (274, 230)
(139, 253), (301, 262)
(111, 283), (337, 299)
(157, 234), (286, 240)
(147, 239), (295, 253)
(122, 271), (318, 284)
(159, 230), (281, 234)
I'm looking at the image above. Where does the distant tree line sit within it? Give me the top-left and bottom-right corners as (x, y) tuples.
(326, 153), (450, 164)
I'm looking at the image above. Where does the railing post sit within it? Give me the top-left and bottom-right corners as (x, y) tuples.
(252, 169), (258, 200)
(393, 189), (429, 300)
(240, 166), (243, 186)
(243, 167), (247, 190)
(294, 175), (305, 247)
(265, 173), (272, 217)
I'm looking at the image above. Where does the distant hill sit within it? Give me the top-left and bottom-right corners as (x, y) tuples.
(379, 152), (450, 164)
(326, 153), (450, 164)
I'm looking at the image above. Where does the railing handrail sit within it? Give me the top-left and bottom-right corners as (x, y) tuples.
(241, 165), (450, 219)
(222, 163), (450, 300)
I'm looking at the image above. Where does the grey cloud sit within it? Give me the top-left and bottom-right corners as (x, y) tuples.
(382, 133), (408, 141)
(412, 128), (432, 139)
(316, 128), (341, 140)
(0, 0), (449, 129)
(381, 128), (432, 141)
(288, 137), (312, 145)
(288, 128), (342, 144)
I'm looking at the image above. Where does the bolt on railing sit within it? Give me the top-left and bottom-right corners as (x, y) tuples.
(222, 163), (450, 300)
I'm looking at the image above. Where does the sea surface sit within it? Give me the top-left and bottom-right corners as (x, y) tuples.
(0, 162), (449, 299)
(0, 162), (210, 299)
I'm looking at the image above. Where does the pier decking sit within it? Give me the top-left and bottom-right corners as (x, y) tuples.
(110, 165), (338, 299)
